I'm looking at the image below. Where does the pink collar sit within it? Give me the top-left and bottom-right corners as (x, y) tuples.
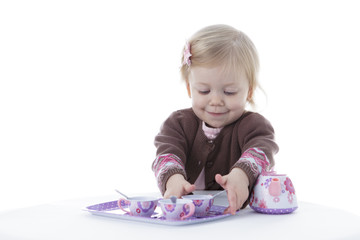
(202, 121), (223, 140)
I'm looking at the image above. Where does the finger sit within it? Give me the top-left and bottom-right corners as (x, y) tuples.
(184, 183), (196, 195)
(215, 174), (227, 188)
(227, 189), (237, 215)
(163, 191), (171, 199)
(164, 190), (182, 199)
(223, 206), (231, 214)
(224, 197), (244, 214)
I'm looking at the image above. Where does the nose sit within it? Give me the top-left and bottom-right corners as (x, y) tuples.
(209, 92), (224, 106)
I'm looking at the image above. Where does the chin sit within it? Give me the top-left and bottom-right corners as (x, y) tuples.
(206, 121), (225, 128)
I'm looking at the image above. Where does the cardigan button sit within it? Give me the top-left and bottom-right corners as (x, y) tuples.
(207, 140), (215, 151)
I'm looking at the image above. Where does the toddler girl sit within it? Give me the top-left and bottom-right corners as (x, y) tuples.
(152, 24), (278, 214)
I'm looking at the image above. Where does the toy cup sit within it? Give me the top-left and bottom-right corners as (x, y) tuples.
(182, 195), (214, 217)
(158, 198), (195, 220)
(118, 197), (158, 217)
(250, 173), (298, 214)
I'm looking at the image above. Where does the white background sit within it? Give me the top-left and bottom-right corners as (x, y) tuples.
(1, 0), (359, 215)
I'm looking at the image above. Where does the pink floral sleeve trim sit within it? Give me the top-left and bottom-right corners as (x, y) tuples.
(232, 148), (270, 187)
(152, 154), (186, 195)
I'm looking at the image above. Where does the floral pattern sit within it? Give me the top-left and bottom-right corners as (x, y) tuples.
(288, 193), (294, 204)
(137, 201), (155, 213)
(164, 204), (175, 213)
(259, 199), (267, 209)
(250, 191), (255, 206)
(264, 178), (272, 188)
(284, 177), (295, 194)
(193, 200), (204, 207)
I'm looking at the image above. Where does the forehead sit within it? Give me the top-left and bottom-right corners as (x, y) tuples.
(189, 66), (248, 86)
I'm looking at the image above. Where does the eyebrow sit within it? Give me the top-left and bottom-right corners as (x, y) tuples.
(193, 82), (209, 87)
(193, 82), (239, 88)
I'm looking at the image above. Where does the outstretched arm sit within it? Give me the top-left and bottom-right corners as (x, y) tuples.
(215, 168), (249, 215)
(164, 174), (196, 199)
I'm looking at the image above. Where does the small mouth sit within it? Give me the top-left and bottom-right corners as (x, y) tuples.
(207, 111), (226, 116)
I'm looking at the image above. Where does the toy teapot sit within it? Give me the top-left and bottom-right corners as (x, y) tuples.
(249, 171), (298, 214)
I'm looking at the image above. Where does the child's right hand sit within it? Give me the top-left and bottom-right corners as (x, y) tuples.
(164, 174), (196, 199)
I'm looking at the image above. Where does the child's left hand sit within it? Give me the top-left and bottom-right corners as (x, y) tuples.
(215, 168), (250, 215)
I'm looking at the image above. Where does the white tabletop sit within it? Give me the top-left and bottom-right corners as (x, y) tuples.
(0, 192), (359, 240)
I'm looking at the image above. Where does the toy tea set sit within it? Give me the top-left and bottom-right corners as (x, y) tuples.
(85, 190), (230, 225)
(114, 190), (226, 223)
(85, 169), (297, 225)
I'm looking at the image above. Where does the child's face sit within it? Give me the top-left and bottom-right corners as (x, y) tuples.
(187, 66), (250, 128)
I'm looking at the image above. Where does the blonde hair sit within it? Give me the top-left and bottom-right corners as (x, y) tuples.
(180, 24), (260, 107)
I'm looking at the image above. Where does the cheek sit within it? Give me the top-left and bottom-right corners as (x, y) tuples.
(227, 97), (247, 110)
(191, 95), (206, 108)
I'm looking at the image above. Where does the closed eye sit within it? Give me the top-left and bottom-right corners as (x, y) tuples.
(224, 91), (237, 96)
(198, 90), (210, 95)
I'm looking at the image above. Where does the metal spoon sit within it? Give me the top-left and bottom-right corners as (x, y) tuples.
(211, 190), (226, 198)
(115, 189), (130, 199)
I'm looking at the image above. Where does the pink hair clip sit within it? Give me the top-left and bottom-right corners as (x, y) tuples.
(183, 42), (192, 67)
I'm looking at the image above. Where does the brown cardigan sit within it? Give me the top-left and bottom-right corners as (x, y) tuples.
(154, 108), (278, 206)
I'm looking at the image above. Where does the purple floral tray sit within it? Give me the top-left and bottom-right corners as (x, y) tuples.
(84, 200), (231, 226)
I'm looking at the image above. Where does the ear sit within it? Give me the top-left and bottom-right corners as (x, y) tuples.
(247, 88), (253, 102)
(186, 81), (192, 98)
